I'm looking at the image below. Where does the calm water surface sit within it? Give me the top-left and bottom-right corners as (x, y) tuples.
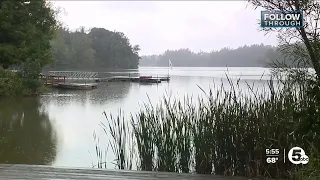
(0, 67), (275, 168)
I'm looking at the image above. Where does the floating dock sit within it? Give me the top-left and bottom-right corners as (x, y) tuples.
(55, 83), (98, 90)
(40, 74), (98, 90)
(40, 73), (170, 88)
(99, 76), (170, 83)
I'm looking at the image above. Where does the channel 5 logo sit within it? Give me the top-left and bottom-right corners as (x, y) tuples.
(288, 147), (309, 164)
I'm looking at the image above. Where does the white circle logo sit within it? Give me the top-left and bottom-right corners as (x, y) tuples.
(288, 147), (309, 165)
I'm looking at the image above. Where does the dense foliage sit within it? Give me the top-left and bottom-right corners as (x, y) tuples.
(0, 0), (57, 69)
(48, 27), (140, 71)
(0, 0), (58, 96)
(0, 69), (24, 96)
(140, 44), (303, 67)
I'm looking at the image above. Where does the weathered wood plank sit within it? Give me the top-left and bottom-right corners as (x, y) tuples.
(0, 164), (13, 172)
(0, 164), (262, 180)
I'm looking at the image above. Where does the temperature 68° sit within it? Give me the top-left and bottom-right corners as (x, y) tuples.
(266, 157), (279, 163)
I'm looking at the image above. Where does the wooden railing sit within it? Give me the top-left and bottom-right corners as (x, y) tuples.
(39, 74), (66, 86)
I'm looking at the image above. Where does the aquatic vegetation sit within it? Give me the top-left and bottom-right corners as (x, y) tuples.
(96, 75), (320, 179)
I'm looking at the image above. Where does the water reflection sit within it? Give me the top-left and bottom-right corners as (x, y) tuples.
(41, 81), (132, 106)
(37, 81), (132, 167)
(88, 82), (132, 105)
(0, 97), (57, 165)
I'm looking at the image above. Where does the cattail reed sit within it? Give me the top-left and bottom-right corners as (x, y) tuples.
(96, 75), (319, 179)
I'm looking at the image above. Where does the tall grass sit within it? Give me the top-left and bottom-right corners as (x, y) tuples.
(93, 130), (107, 168)
(96, 76), (319, 179)
(101, 110), (134, 170)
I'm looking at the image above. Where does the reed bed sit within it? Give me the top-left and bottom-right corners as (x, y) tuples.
(95, 76), (320, 179)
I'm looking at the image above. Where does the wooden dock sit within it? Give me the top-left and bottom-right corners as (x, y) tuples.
(40, 74), (98, 90)
(55, 83), (98, 90)
(0, 164), (259, 180)
(41, 71), (171, 86)
(40, 74), (66, 86)
(104, 76), (170, 83)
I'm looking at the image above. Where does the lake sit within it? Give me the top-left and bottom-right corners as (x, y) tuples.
(0, 67), (275, 168)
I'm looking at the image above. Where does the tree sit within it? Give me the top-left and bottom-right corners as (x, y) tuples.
(90, 28), (140, 69)
(0, 0), (58, 69)
(49, 27), (140, 70)
(50, 28), (76, 69)
(70, 28), (96, 68)
(248, 0), (320, 79)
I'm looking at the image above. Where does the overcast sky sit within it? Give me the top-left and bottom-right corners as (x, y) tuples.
(52, 1), (278, 55)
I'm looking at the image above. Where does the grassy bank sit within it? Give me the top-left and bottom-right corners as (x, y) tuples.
(96, 75), (320, 179)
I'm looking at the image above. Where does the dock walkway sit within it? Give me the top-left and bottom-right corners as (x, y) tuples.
(40, 72), (170, 86)
(55, 82), (98, 90)
(0, 164), (259, 180)
(101, 76), (170, 83)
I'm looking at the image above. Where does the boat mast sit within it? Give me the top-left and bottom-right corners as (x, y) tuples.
(168, 59), (169, 77)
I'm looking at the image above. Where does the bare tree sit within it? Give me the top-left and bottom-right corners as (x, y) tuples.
(248, 0), (320, 80)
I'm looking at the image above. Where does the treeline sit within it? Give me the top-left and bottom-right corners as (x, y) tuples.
(46, 27), (140, 71)
(140, 44), (301, 67)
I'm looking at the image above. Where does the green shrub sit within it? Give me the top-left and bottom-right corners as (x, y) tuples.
(0, 69), (44, 97)
(0, 69), (24, 96)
